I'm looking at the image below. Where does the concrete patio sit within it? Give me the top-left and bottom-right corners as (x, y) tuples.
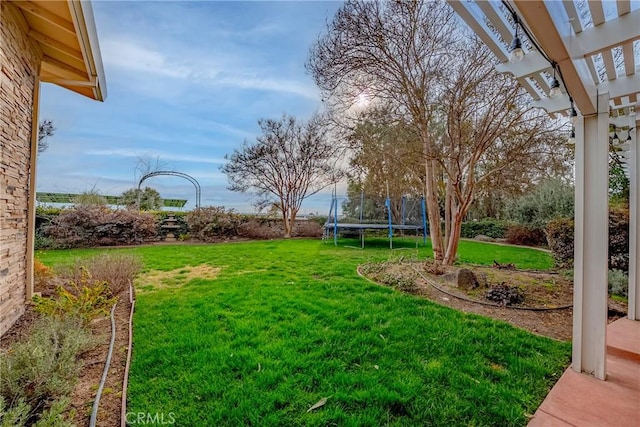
(528, 317), (640, 426)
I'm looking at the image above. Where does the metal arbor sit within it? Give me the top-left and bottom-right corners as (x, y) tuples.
(137, 171), (201, 208)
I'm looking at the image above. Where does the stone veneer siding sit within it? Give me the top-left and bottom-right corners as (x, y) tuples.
(0, 2), (42, 336)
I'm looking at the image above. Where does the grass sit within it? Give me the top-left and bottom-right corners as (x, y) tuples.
(37, 238), (569, 426)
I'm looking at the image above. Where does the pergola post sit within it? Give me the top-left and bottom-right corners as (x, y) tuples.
(572, 92), (610, 380)
(629, 107), (639, 320)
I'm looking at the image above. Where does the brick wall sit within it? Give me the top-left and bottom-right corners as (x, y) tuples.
(0, 2), (42, 336)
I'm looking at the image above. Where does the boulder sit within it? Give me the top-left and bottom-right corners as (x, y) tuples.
(456, 268), (479, 290)
(442, 268), (486, 290)
(474, 234), (495, 242)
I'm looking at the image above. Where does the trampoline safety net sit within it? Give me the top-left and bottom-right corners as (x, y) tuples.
(323, 194), (428, 248)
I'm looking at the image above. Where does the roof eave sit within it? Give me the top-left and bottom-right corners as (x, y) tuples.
(67, 0), (106, 101)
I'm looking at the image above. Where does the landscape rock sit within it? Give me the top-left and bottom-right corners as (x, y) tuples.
(443, 268), (482, 290)
(474, 234), (495, 242)
(456, 268), (480, 290)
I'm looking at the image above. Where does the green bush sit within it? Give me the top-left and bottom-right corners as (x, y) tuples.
(506, 179), (574, 228)
(460, 219), (508, 239)
(0, 317), (92, 420)
(34, 232), (55, 250)
(505, 224), (547, 247)
(608, 269), (628, 298)
(0, 397), (29, 427)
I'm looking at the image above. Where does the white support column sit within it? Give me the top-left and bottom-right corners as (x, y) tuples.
(572, 92), (610, 380)
(628, 107), (639, 320)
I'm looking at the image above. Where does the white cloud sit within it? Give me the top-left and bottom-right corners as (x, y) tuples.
(101, 37), (318, 99)
(216, 75), (319, 100)
(102, 39), (193, 79)
(85, 148), (226, 164)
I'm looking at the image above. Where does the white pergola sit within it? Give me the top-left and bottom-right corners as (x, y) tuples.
(448, 0), (639, 380)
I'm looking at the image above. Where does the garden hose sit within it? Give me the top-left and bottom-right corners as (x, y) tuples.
(90, 302), (118, 427)
(121, 281), (135, 427)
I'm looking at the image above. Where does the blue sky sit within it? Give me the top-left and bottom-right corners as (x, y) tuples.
(38, 1), (343, 213)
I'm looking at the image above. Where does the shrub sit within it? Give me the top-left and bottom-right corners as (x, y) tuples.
(34, 231), (55, 250)
(57, 253), (142, 296)
(0, 397), (29, 427)
(33, 269), (117, 323)
(43, 205), (156, 248)
(544, 218), (574, 268)
(380, 272), (419, 293)
(506, 178), (574, 227)
(186, 207), (240, 241)
(485, 283), (525, 306)
(460, 219), (508, 239)
(505, 225), (547, 247)
(292, 219), (323, 238)
(609, 207), (629, 271)
(545, 208), (629, 271)
(0, 317), (92, 416)
(34, 258), (54, 291)
(237, 218), (281, 240)
(608, 269), (628, 298)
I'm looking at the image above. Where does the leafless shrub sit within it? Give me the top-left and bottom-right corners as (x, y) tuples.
(57, 253), (142, 296)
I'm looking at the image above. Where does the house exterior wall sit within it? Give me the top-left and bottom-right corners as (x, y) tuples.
(0, 2), (42, 336)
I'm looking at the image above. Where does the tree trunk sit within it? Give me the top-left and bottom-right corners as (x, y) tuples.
(443, 209), (464, 265)
(282, 210), (292, 239)
(425, 158), (444, 261)
(444, 177), (453, 245)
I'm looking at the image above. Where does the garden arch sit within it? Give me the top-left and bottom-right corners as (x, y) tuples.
(137, 171), (201, 208)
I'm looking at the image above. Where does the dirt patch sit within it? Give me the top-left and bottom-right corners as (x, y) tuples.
(135, 264), (221, 293)
(360, 261), (628, 342)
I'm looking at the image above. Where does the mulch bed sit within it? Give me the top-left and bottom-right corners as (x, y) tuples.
(360, 261), (628, 342)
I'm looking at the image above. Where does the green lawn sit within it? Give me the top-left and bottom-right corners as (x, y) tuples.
(38, 239), (568, 426)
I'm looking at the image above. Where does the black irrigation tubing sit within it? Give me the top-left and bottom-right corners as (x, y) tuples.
(409, 265), (573, 312)
(90, 302), (118, 427)
(121, 281), (135, 427)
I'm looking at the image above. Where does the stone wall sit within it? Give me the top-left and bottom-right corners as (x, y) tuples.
(0, 2), (42, 336)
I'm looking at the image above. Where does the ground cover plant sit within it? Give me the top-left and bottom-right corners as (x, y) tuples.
(37, 239), (570, 426)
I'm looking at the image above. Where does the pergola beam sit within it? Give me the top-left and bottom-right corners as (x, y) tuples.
(512, 0), (597, 114)
(495, 50), (550, 78)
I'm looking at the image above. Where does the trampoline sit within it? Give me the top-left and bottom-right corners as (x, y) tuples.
(323, 192), (428, 248)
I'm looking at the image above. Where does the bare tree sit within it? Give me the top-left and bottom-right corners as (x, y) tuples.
(308, 0), (458, 261)
(37, 120), (55, 153)
(436, 39), (568, 263)
(221, 114), (342, 238)
(308, 0), (569, 264)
